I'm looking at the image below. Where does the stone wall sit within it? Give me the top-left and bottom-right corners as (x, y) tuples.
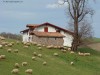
(32, 35), (64, 46)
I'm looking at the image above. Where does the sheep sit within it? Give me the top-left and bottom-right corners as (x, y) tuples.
(22, 62), (28, 66)
(84, 53), (91, 56)
(68, 48), (71, 51)
(42, 45), (46, 47)
(14, 63), (20, 68)
(24, 45), (29, 48)
(53, 46), (58, 49)
(38, 47), (42, 50)
(8, 43), (13, 47)
(78, 52), (85, 56)
(33, 52), (37, 56)
(11, 69), (19, 74)
(7, 49), (12, 53)
(53, 53), (59, 56)
(43, 61), (47, 65)
(0, 45), (3, 49)
(47, 45), (53, 49)
(33, 42), (37, 45)
(1, 42), (8, 46)
(70, 62), (74, 65)
(32, 56), (36, 60)
(38, 54), (42, 57)
(14, 49), (18, 53)
(5, 45), (8, 47)
(25, 69), (33, 74)
(16, 41), (20, 44)
(70, 51), (75, 54)
(0, 36), (5, 40)
(26, 42), (31, 46)
(0, 55), (6, 59)
(61, 50), (67, 53)
(37, 44), (41, 47)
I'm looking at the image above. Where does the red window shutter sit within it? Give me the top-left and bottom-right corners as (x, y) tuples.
(44, 27), (48, 32)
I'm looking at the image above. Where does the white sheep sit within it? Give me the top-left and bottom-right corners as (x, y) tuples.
(37, 44), (41, 47)
(32, 56), (36, 60)
(11, 69), (19, 74)
(5, 45), (8, 47)
(26, 42), (31, 46)
(33, 52), (37, 56)
(84, 53), (91, 56)
(33, 42), (37, 45)
(53, 46), (58, 49)
(0, 55), (6, 59)
(70, 51), (75, 54)
(43, 61), (47, 65)
(7, 49), (12, 53)
(25, 69), (33, 74)
(22, 62), (28, 66)
(47, 45), (53, 49)
(15, 63), (20, 68)
(0, 45), (3, 49)
(42, 45), (46, 47)
(16, 41), (20, 44)
(14, 49), (19, 53)
(24, 45), (29, 48)
(8, 43), (13, 47)
(38, 47), (42, 50)
(61, 50), (67, 53)
(78, 52), (85, 56)
(53, 53), (59, 56)
(70, 62), (74, 65)
(38, 54), (42, 57)
(68, 48), (71, 51)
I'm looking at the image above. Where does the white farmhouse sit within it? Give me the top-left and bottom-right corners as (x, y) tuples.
(21, 22), (73, 47)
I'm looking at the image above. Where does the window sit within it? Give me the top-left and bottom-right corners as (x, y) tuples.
(56, 29), (60, 33)
(44, 27), (48, 32)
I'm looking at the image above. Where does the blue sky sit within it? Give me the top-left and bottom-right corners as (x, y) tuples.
(0, 0), (100, 38)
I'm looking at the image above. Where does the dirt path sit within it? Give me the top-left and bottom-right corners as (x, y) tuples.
(87, 43), (100, 52)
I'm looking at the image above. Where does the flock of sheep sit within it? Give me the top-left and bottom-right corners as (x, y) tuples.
(0, 37), (91, 74)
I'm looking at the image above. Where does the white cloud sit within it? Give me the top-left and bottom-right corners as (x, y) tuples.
(46, 0), (68, 9)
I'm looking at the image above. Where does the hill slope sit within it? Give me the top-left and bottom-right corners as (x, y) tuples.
(0, 39), (100, 75)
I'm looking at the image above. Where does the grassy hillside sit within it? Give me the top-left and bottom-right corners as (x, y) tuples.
(92, 37), (100, 43)
(0, 39), (100, 75)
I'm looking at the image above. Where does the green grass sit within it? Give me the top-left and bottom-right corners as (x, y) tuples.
(0, 39), (100, 75)
(92, 37), (100, 43)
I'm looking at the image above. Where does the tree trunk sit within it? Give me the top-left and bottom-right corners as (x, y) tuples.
(71, 17), (79, 51)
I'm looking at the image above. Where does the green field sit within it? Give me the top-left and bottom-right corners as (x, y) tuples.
(0, 39), (100, 75)
(92, 37), (100, 43)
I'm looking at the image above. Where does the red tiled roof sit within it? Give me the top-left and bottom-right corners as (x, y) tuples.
(27, 22), (74, 35)
(31, 31), (64, 37)
(26, 24), (39, 28)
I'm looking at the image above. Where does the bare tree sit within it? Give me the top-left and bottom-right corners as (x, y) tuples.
(68, 19), (94, 45)
(59, 0), (94, 51)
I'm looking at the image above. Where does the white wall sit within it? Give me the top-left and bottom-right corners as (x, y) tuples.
(60, 31), (73, 47)
(22, 32), (32, 43)
(34, 25), (56, 32)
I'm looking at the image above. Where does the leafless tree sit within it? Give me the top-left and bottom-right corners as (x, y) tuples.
(59, 0), (94, 51)
(68, 19), (94, 45)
